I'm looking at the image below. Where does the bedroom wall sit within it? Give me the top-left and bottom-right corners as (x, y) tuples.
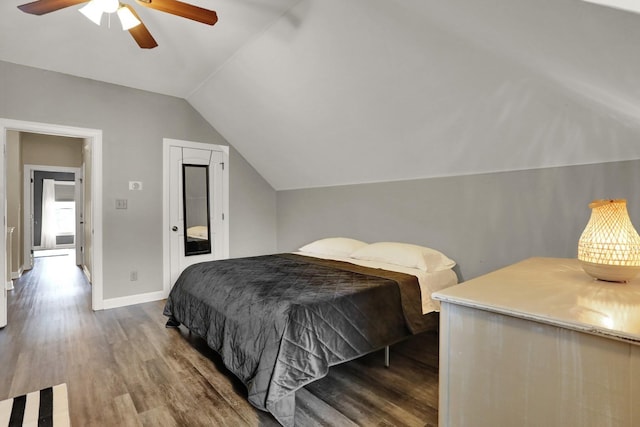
(0, 60), (277, 301)
(277, 160), (640, 282)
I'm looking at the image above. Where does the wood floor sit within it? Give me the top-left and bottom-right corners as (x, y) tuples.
(0, 253), (440, 426)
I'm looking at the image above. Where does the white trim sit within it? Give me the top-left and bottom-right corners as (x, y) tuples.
(11, 267), (23, 280)
(0, 118), (104, 311)
(1, 127), (6, 326)
(162, 138), (229, 297)
(6, 280), (13, 291)
(82, 265), (91, 282)
(102, 290), (165, 310)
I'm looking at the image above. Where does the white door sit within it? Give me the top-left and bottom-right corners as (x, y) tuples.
(168, 144), (227, 287)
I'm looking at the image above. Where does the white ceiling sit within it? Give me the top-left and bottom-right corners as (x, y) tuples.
(3, 0), (640, 190)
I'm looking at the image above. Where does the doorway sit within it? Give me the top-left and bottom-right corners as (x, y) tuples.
(162, 138), (229, 296)
(0, 119), (104, 326)
(23, 165), (84, 271)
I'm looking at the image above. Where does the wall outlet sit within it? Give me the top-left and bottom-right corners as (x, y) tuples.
(130, 271), (138, 281)
(115, 199), (128, 209)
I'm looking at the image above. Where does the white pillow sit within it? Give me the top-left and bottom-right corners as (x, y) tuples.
(350, 242), (455, 272)
(299, 237), (368, 257)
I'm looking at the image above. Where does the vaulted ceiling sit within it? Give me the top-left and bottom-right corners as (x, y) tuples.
(2, 0), (640, 190)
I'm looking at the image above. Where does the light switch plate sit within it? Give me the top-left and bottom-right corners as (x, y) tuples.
(129, 181), (143, 191)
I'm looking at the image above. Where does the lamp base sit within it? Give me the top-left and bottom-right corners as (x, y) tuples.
(579, 260), (640, 283)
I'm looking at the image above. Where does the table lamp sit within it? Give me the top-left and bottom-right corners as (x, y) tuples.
(578, 199), (640, 282)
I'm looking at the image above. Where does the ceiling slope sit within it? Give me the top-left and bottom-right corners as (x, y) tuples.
(3, 0), (640, 190)
(188, 0), (640, 190)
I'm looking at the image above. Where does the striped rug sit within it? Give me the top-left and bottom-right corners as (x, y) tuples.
(0, 384), (70, 427)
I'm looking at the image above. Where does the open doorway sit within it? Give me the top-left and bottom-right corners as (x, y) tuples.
(23, 165), (83, 269)
(0, 119), (103, 326)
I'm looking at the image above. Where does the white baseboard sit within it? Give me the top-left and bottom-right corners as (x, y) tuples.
(82, 265), (91, 283)
(6, 280), (13, 291)
(11, 267), (23, 280)
(102, 290), (165, 310)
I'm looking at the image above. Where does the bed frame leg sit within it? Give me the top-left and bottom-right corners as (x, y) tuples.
(165, 317), (180, 328)
(384, 346), (390, 368)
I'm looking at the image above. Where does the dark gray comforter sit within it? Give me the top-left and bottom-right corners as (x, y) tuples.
(163, 253), (431, 426)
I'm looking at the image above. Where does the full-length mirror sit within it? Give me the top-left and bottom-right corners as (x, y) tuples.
(182, 164), (211, 256)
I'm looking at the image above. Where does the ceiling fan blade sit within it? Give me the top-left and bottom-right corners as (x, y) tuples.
(125, 5), (158, 49)
(135, 0), (217, 25)
(18, 0), (87, 15)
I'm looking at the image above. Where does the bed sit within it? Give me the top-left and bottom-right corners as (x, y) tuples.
(163, 239), (457, 426)
(186, 225), (208, 241)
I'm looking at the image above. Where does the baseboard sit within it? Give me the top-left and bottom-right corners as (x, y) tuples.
(11, 267), (23, 280)
(5, 280), (13, 291)
(102, 290), (165, 310)
(82, 265), (91, 283)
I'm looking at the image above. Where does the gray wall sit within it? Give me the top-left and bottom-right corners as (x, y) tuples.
(1, 60), (277, 300)
(277, 160), (640, 282)
(229, 145), (278, 258)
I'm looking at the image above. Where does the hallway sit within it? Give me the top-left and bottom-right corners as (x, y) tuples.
(0, 252), (91, 398)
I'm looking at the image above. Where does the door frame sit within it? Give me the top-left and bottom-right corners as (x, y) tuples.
(162, 138), (229, 297)
(23, 165), (83, 269)
(0, 118), (104, 311)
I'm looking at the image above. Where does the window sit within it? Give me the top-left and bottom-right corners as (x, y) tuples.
(55, 201), (75, 235)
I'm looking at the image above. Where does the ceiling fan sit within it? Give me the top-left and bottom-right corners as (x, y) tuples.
(17, 0), (218, 49)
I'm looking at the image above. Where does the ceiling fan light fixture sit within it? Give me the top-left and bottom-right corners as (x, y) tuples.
(79, 1), (104, 25)
(18, 0), (218, 49)
(95, 0), (119, 14)
(117, 6), (141, 30)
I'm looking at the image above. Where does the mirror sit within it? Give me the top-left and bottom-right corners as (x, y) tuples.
(182, 164), (211, 256)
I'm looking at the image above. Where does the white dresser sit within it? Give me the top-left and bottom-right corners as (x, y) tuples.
(433, 257), (640, 427)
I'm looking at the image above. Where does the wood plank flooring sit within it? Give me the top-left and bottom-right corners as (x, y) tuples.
(0, 253), (440, 426)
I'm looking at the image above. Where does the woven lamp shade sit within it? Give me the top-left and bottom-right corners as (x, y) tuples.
(578, 199), (640, 282)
